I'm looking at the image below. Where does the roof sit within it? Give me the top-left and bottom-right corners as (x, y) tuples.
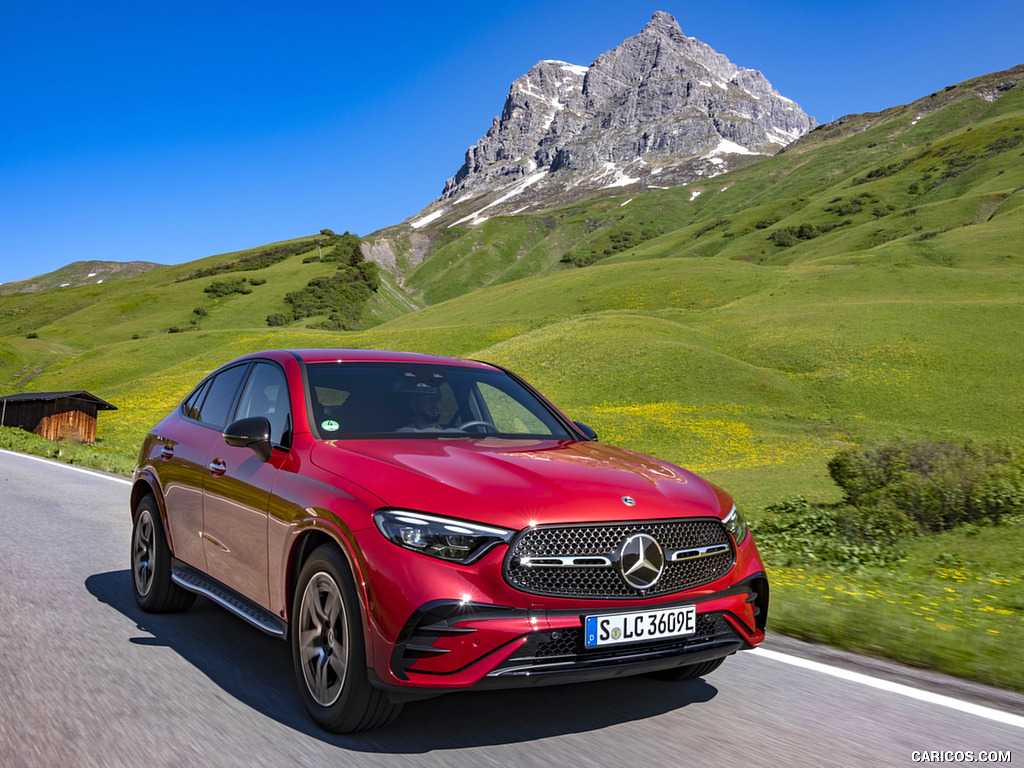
(239, 348), (495, 369)
(0, 391), (117, 411)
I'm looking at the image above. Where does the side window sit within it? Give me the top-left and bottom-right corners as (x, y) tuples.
(476, 382), (551, 434)
(236, 363), (292, 447)
(196, 364), (249, 429)
(181, 380), (210, 421)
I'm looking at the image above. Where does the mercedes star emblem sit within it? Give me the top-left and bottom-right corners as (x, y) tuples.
(618, 533), (664, 590)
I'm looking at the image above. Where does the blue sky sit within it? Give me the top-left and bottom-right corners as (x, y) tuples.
(2, 0), (1021, 284)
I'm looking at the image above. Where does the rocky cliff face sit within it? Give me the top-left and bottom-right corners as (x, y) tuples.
(407, 11), (815, 229)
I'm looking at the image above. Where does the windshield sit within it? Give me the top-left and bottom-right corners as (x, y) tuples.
(305, 362), (573, 440)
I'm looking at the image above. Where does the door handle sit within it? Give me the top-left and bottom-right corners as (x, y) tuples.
(208, 458), (227, 477)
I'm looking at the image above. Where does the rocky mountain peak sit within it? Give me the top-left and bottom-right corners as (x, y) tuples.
(408, 12), (815, 229)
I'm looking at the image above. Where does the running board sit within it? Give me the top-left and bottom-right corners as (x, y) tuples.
(172, 566), (287, 639)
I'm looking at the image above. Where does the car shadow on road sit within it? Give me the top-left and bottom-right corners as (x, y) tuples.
(87, 569), (720, 752)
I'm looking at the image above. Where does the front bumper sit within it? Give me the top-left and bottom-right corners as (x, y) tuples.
(353, 517), (769, 695)
(369, 572), (768, 696)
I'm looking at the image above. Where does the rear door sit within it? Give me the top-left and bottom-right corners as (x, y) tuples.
(158, 365), (248, 569)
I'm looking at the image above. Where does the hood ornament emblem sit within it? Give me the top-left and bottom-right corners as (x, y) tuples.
(621, 496), (636, 507)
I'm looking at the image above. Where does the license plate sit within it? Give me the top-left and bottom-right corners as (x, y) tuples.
(584, 605), (697, 648)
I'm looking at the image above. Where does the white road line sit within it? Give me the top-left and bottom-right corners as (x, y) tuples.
(752, 647), (1024, 729)
(0, 448), (132, 486)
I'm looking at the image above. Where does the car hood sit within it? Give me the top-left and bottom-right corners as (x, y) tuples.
(310, 438), (727, 530)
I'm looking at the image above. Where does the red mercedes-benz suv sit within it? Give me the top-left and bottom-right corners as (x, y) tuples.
(131, 349), (768, 732)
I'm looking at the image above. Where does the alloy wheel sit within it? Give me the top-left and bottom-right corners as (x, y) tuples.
(132, 509), (155, 597)
(297, 572), (348, 706)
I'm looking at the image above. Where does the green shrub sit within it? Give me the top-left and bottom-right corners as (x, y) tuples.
(824, 199), (864, 216)
(204, 278), (252, 298)
(756, 496), (904, 570)
(562, 248), (599, 267)
(561, 226), (660, 267)
(834, 498), (915, 545)
(761, 439), (1024, 570)
(827, 439), (1023, 532)
(302, 231), (365, 266)
(310, 306), (365, 331)
(357, 261), (381, 291)
(769, 223), (831, 247)
(182, 241), (314, 280)
(768, 228), (798, 247)
(284, 269), (373, 322)
(971, 461), (1024, 523)
(852, 158), (913, 185)
(986, 134), (1023, 155)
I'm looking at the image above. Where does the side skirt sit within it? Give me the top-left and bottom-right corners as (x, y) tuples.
(171, 563), (287, 639)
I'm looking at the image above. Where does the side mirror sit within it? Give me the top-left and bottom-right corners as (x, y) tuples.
(573, 421), (598, 440)
(224, 416), (273, 462)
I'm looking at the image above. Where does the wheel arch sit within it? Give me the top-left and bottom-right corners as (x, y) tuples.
(286, 522), (375, 665)
(131, 472), (165, 524)
(130, 472), (182, 555)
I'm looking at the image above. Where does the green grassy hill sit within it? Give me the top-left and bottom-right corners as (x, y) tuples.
(0, 260), (163, 296)
(1, 65), (1022, 689)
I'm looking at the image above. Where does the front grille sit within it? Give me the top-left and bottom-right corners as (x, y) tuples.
(503, 519), (734, 599)
(491, 612), (738, 675)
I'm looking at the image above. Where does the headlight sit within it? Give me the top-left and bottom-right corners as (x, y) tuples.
(722, 504), (748, 545)
(373, 509), (515, 564)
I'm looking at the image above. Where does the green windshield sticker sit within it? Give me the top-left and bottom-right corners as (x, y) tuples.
(321, 420), (340, 432)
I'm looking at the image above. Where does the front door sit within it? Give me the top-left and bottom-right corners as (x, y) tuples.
(202, 362), (292, 609)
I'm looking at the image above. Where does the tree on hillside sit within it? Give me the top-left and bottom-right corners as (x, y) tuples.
(269, 231), (378, 329)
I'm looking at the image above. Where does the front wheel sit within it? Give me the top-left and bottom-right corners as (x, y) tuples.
(648, 657), (725, 682)
(291, 544), (402, 732)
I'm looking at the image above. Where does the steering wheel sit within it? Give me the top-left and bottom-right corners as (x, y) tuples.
(458, 420), (497, 433)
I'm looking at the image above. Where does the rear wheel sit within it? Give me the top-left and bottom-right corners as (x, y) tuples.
(648, 657), (725, 682)
(131, 494), (195, 613)
(291, 544), (402, 732)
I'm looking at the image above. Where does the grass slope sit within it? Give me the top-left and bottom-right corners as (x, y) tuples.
(0, 260), (163, 296)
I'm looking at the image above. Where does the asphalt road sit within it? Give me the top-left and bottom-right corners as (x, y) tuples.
(1, 449), (1020, 768)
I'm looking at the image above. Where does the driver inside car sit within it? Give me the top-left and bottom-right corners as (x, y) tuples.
(401, 388), (446, 431)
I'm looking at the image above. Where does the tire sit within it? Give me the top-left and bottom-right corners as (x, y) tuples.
(648, 657), (725, 682)
(291, 544), (402, 733)
(131, 494), (195, 613)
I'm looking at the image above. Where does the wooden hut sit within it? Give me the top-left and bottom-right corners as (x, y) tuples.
(0, 391), (117, 444)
